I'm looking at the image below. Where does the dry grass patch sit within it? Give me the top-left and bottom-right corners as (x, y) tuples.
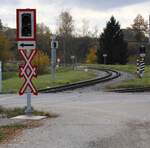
(0, 121), (43, 144)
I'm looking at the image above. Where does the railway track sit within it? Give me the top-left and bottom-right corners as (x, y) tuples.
(39, 68), (121, 93)
(112, 87), (150, 93)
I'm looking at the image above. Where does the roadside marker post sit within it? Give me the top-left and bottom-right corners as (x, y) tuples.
(0, 61), (2, 93)
(137, 45), (146, 78)
(139, 57), (145, 78)
(16, 9), (37, 115)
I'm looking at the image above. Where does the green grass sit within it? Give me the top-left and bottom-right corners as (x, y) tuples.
(2, 68), (96, 93)
(86, 64), (137, 74)
(86, 64), (150, 89)
(2, 72), (18, 80)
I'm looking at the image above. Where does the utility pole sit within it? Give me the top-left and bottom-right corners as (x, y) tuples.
(62, 33), (66, 66)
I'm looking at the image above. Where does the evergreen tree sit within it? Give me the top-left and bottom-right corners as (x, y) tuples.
(97, 16), (128, 64)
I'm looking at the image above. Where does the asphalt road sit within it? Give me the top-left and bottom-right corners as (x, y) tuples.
(0, 71), (149, 148)
(0, 89), (150, 148)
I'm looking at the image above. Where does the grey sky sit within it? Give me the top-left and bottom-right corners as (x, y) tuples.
(42, 0), (149, 10)
(0, 0), (150, 33)
(0, 0), (20, 6)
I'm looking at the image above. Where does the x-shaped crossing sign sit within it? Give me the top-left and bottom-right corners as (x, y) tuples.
(19, 49), (38, 95)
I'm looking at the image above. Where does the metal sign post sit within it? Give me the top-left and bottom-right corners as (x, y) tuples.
(25, 93), (32, 114)
(51, 35), (58, 80)
(16, 9), (37, 115)
(70, 55), (75, 70)
(103, 53), (107, 64)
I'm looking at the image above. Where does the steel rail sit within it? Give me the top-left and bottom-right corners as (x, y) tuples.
(38, 68), (121, 93)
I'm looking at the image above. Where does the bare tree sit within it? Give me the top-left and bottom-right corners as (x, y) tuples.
(36, 23), (51, 54)
(58, 11), (74, 37)
(92, 25), (99, 38)
(131, 14), (148, 42)
(57, 11), (74, 64)
(81, 19), (90, 37)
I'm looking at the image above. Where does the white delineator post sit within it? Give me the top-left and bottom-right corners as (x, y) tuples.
(149, 15), (150, 44)
(0, 61), (2, 93)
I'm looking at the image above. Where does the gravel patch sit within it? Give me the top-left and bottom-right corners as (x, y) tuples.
(0, 118), (23, 126)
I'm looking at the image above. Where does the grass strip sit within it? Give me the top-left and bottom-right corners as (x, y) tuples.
(2, 69), (96, 93)
(86, 64), (150, 89)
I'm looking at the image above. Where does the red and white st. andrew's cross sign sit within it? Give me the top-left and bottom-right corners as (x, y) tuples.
(19, 49), (37, 95)
(17, 9), (37, 95)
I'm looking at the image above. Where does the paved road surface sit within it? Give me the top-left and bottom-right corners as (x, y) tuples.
(0, 71), (149, 148)
(0, 90), (150, 148)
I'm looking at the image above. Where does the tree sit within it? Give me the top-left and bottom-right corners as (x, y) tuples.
(131, 14), (148, 42)
(32, 50), (50, 74)
(86, 46), (97, 64)
(0, 32), (12, 61)
(92, 26), (99, 38)
(81, 19), (90, 37)
(36, 23), (51, 55)
(97, 16), (128, 64)
(57, 11), (74, 64)
(58, 11), (74, 36)
(0, 19), (3, 31)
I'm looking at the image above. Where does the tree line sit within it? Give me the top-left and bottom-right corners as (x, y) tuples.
(0, 11), (149, 65)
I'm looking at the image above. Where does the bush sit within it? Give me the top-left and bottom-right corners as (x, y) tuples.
(86, 47), (97, 64)
(32, 50), (50, 74)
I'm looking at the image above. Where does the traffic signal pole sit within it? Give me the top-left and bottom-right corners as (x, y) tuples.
(51, 46), (56, 80)
(51, 35), (58, 81)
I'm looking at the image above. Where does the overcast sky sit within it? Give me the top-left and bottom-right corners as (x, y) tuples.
(0, 0), (150, 34)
